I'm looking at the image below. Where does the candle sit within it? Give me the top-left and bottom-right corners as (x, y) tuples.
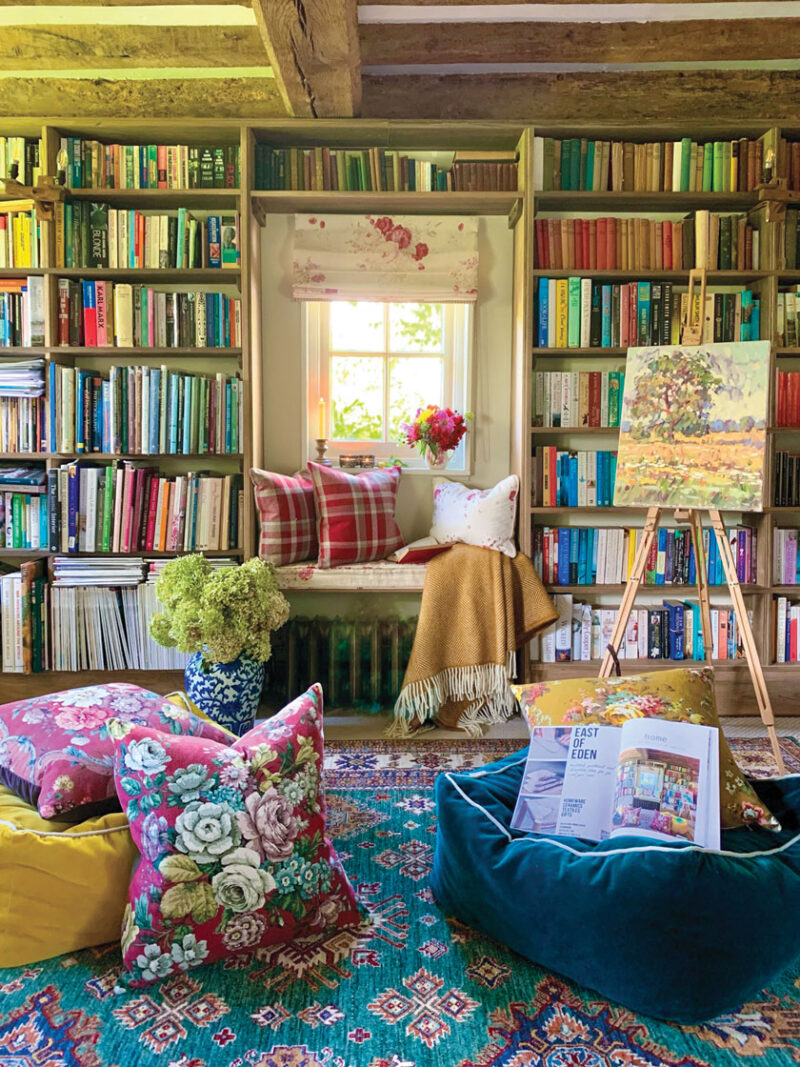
(318, 397), (325, 439)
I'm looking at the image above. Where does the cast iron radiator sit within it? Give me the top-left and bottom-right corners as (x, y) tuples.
(264, 616), (418, 710)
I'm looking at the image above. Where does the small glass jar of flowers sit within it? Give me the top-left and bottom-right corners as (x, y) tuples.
(399, 405), (470, 469)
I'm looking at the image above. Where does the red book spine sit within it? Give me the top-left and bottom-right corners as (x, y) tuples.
(573, 220), (582, 270)
(157, 146), (167, 189)
(144, 476), (159, 550)
(588, 371), (601, 427)
(549, 447), (557, 506)
(58, 280), (69, 345)
(83, 284), (97, 347)
(535, 219), (544, 267)
(588, 219), (597, 269)
(597, 218), (607, 270)
(582, 219), (591, 268)
(646, 535), (658, 584)
(620, 284), (630, 347)
(542, 529), (551, 583)
(606, 217), (615, 270)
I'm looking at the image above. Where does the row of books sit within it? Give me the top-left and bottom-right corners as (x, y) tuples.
(57, 281), (241, 349)
(775, 371), (800, 427)
(539, 594), (750, 663)
(253, 144), (518, 192)
(533, 525), (757, 587)
(774, 529), (800, 586)
(59, 138), (240, 190)
(776, 287), (800, 347)
(47, 465), (244, 553)
(0, 202), (42, 269)
(0, 137), (42, 187)
(535, 278), (760, 349)
(775, 597), (800, 663)
(535, 448), (618, 507)
(533, 134), (776, 193)
(49, 364), (242, 456)
(532, 370), (624, 429)
(0, 279), (44, 348)
(775, 452), (800, 508)
(0, 398), (45, 453)
(0, 560), (47, 673)
(534, 212), (758, 273)
(54, 204), (241, 271)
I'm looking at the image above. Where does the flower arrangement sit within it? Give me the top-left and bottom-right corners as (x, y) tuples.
(149, 555), (289, 665)
(399, 404), (470, 464)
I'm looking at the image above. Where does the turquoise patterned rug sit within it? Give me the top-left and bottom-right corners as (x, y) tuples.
(2, 736), (800, 1067)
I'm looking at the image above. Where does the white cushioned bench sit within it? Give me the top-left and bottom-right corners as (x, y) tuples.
(274, 560), (427, 593)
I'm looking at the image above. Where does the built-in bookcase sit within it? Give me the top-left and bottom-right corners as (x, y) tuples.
(0, 120), (254, 698)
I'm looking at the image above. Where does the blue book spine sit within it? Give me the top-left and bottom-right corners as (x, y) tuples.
(665, 602), (685, 660)
(569, 528), (579, 583)
(577, 528), (588, 585)
(39, 493), (48, 549)
(609, 452), (617, 502)
(207, 216), (221, 269)
(601, 285), (612, 347)
(74, 369), (85, 454)
(568, 455), (578, 507)
(656, 528), (667, 585)
(637, 282), (651, 344)
(557, 528), (570, 584)
(752, 299), (760, 340)
(537, 278), (549, 347)
(47, 470), (58, 551)
(169, 373), (179, 453)
(688, 542), (696, 586)
(693, 606), (703, 660)
(665, 530), (674, 583)
(101, 380), (110, 452)
(182, 376), (192, 454)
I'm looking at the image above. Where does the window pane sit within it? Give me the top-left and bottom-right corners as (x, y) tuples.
(330, 302), (384, 352)
(389, 303), (443, 353)
(389, 357), (444, 440)
(331, 356), (384, 440)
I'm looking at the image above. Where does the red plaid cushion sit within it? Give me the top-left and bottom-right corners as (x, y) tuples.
(250, 468), (317, 565)
(308, 461), (404, 569)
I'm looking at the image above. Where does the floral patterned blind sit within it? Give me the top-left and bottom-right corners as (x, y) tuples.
(292, 214), (479, 302)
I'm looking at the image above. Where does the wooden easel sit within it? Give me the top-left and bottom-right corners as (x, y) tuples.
(599, 270), (786, 775)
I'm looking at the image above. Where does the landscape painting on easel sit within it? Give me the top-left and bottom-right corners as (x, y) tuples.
(614, 341), (770, 512)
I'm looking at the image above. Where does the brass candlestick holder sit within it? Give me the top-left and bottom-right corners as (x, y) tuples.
(315, 438), (332, 466)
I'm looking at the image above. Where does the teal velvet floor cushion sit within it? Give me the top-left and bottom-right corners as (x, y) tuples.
(431, 749), (800, 1023)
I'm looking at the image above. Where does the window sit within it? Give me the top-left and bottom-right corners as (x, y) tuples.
(305, 300), (472, 471)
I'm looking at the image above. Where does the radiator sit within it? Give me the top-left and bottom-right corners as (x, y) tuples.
(264, 616), (418, 711)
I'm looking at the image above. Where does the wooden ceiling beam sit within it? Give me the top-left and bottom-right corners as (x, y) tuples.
(0, 77), (285, 118)
(361, 18), (800, 65)
(0, 26), (266, 69)
(362, 70), (800, 121)
(251, 0), (361, 118)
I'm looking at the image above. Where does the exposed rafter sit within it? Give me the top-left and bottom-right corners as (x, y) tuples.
(251, 0), (362, 118)
(361, 18), (800, 65)
(1, 25), (266, 69)
(362, 70), (800, 121)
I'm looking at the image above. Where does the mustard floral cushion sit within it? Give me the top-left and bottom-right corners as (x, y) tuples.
(512, 667), (780, 831)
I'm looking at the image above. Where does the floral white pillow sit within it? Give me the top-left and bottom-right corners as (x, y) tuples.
(430, 474), (519, 557)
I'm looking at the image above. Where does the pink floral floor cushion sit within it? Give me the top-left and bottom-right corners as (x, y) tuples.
(0, 683), (231, 820)
(112, 683), (363, 988)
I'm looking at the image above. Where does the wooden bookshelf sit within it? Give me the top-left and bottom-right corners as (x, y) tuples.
(512, 122), (800, 712)
(0, 120), (252, 691)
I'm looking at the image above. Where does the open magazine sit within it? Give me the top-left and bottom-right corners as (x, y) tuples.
(511, 719), (720, 849)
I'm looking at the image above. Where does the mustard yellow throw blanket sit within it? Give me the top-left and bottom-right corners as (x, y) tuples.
(391, 544), (557, 737)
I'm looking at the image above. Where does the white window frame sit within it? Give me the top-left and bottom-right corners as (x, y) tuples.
(304, 300), (473, 473)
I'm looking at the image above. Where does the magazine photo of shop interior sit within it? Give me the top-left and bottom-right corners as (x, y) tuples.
(613, 748), (701, 840)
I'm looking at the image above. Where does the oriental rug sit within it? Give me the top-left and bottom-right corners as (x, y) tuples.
(1, 736), (799, 1067)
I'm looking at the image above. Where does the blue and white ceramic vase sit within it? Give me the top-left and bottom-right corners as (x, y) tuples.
(184, 652), (265, 736)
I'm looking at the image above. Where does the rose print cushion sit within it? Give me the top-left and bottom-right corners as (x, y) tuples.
(112, 683), (362, 988)
(430, 474), (519, 558)
(512, 666), (780, 831)
(0, 683), (232, 821)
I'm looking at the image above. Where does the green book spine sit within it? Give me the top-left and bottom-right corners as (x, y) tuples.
(702, 145), (713, 192)
(585, 141), (596, 191)
(569, 139), (580, 191)
(567, 276), (581, 347)
(12, 494), (21, 548)
(680, 137), (692, 191)
(608, 371), (621, 428)
(560, 140), (571, 191)
(579, 139), (589, 191)
(713, 142), (725, 192)
(722, 141), (732, 192)
(190, 377), (199, 453)
(719, 215), (732, 270)
(542, 138), (554, 191)
(102, 464), (114, 550)
(65, 203), (73, 268)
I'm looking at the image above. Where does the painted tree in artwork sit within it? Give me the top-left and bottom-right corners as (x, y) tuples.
(628, 347), (724, 441)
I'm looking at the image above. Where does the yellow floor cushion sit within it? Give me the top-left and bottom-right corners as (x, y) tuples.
(0, 786), (137, 967)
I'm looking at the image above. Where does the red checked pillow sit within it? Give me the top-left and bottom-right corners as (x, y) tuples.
(112, 684), (362, 988)
(250, 468), (317, 566)
(0, 683), (231, 820)
(308, 461), (404, 569)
